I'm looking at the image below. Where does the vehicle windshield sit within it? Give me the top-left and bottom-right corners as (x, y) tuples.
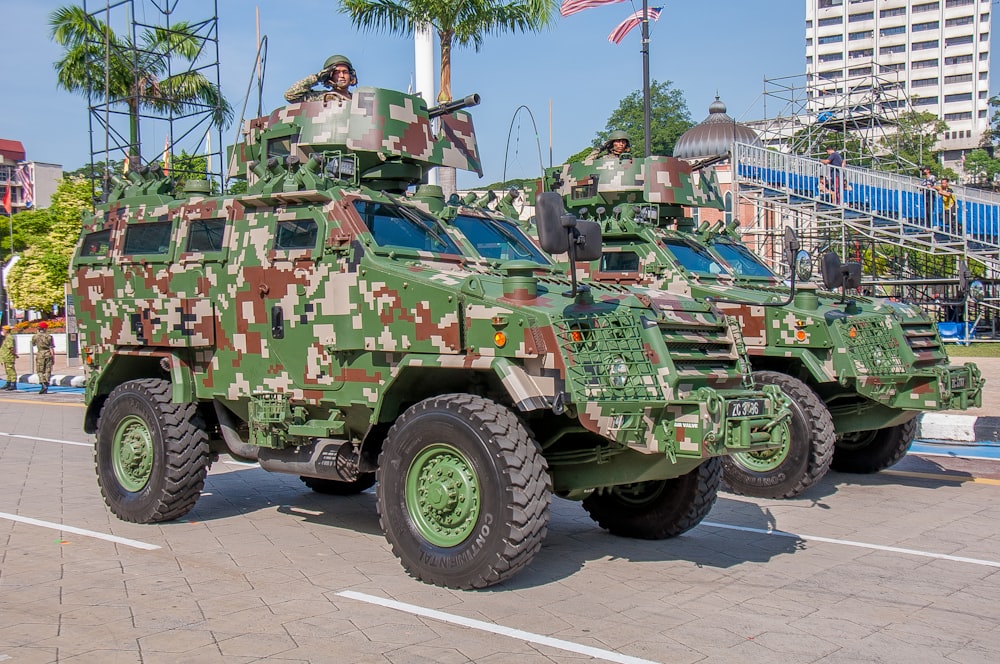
(353, 199), (462, 255)
(452, 214), (549, 264)
(710, 240), (778, 278)
(662, 238), (729, 275)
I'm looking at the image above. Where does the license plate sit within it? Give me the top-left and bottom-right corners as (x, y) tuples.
(727, 399), (765, 418)
(950, 374), (967, 390)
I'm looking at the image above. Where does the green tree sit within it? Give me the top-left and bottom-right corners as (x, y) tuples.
(338, 0), (558, 193)
(573, 80), (693, 161)
(50, 4), (232, 156)
(879, 111), (948, 175)
(6, 178), (90, 312)
(962, 148), (999, 189)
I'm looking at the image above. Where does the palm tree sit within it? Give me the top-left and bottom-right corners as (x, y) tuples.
(50, 4), (232, 160)
(339, 0), (557, 194)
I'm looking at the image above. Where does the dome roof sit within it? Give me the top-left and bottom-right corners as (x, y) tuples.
(673, 96), (761, 161)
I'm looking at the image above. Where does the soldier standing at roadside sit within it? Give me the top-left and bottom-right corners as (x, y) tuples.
(32, 321), (54, 395)
(0, 325), (17, 390)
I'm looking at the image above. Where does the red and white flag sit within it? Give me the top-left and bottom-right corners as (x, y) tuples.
(609, 7), (662, 45)
(2, 182), (10, 216)
(15, 164), (33, 208)
(560, 0), (625, 18)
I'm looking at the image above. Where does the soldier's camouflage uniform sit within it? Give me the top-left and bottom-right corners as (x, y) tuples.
(0, 332), (17, 389)
(31, 330), (54, 393)
(284, 74), (351, 103)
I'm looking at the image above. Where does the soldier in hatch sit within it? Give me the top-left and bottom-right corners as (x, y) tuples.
(284, 54), (357, 103)
(31, 321), (54, 395)
(585, 130), (632, 161)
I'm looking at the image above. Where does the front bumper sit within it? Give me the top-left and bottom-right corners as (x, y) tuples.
(856, 362), (984, 411)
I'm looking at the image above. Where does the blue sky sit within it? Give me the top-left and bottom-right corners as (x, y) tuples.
(0, 0), (810, 188)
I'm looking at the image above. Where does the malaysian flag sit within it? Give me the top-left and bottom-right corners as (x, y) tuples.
(15, 164), (33, 209)
(560, 0), (625, 18)
(608, 7), (662, 44)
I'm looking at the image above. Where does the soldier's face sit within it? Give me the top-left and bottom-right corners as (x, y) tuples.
(331, 66), (351, 89)
(612, 139), (628, 154)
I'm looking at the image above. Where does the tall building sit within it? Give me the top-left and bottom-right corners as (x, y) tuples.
(805, 0), (991, 167)
(0, 139), (62, 211)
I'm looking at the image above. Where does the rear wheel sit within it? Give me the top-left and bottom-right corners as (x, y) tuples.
(723, 371), (835, 498)
(377, 394), (550, 589)
(831, 419), (917, 474)
(582, 457), (722, 539)
(95, 379), (210, 523)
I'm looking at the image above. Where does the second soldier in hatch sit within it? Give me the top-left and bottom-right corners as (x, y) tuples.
(585, 130), (632, 162)
(285, 54), (357, 103)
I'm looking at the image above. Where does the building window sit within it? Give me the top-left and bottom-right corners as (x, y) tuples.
(880, 44), (906, 55)
(820, 69), (844, 79)
(880, 26), (907, 37)
(849, 66), (872, 76)
(981, 33), (990, 42)
(945, 35), (974, 46)
(879, 62), (907, 72)
(980, 51), (989, 61)
(819, 0), (844, 7)
(818, 34), (844, 44)
(818, 16), (844, 27)
(912, 2), (940, 12)
(912, 40), (939, 51)
(849, 48), (874, 58)
(945, 15), (974, 27)
(848, 11), (873, 22)
(981, 13), (989, 22)
(913, 96), (939, 105)
(880, 6), (906, 18)
(944, 54), (974, 65)
(910, 58), (939, 69)
(944, 111), (973, 120)
(944, 0), (974, 7)
(980, 71), (989, 80)
(724, 192), (733, 225)
(849, 30), (873, 40)
(806, 19), (813, 28)
(819, 52), (845, 62)
(980, 91), (989, 99)
(944, 73), (973, 84)
(979, 110), (988, 118)
(912, 21), (939, 32)
(912, 77), (939, 87)
(945, 93), (973, 102)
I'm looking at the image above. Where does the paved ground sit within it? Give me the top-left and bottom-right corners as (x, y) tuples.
(1, 394), (999, 663)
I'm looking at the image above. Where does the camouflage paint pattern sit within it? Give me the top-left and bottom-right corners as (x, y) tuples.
(539, 156), (983, 435)
(71, 86), (792, 498)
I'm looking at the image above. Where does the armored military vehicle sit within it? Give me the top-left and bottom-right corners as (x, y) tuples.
(540, 154), (983, 499)
(71, 86), (791, 589)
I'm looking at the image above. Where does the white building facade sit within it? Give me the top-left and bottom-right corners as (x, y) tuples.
(805, 0), (991, 165)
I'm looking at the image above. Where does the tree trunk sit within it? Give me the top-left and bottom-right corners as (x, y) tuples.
(437, 31), (457, 198)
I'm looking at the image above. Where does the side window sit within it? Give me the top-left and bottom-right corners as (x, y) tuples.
(123, 221), (173, 255)
(80, 229), (112, 258)
(186, 218), (227, 252)
(275, 219), (318, 249)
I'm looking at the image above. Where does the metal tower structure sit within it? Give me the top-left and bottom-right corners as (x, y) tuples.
(82, 0), (225, 198)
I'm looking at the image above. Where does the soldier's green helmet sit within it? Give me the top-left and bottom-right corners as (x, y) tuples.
(322, 54), (357, 86)
(608, 130), (631, 143)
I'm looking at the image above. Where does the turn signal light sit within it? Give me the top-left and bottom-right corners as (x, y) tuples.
(494, 332), (507, 348)
(795, 330), (807, 342)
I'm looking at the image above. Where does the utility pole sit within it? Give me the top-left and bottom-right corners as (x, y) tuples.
(641, 0), (651, 157)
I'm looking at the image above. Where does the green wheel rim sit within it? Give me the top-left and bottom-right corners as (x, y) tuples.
(112, 414), (154, 492)
(405, 443), (481, 548)
(731, 436), (790, 472)
(610, 481), (665, 506)
(836, 430), (877, 452)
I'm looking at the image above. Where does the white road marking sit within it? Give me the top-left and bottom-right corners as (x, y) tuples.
(0, 512), (160, 550)
(702, 521), (1000, 568)
(337, 590), (660, 664)
(0, 432), (92, 447)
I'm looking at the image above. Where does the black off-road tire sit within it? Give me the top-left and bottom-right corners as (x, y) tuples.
(831, 418), (918, 474)
(722, 371), (836, 498)
(300, 474), (376, 495)
(376, 394), (550, 589)
(95, 378), (210, 523)
(582, 457), (722, 539)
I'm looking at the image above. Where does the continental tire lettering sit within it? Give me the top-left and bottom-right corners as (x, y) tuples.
(417, 514), (494, 569)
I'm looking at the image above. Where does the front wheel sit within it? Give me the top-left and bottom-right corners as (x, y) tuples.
(831, 419), (917, 474)
(582, 457), (722, 539)
(95, 378), (210, 523)
(377, 394), (550, 589)
(723, 371), (836, 498)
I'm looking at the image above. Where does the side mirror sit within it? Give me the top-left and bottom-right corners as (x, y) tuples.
(782, 226), (800, 273)
(821, 252), (843, 290)
(843, 262), (862, 290)
(795, 249), (813, 281)
(536, 191), (570, 254)
(574, 220), (603, 262)
(969, 280), (985, 303)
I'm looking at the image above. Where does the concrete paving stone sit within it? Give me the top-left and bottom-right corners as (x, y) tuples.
(0, 621), (60, 647)
(213, 630), (300, 658)
(946, 646), (1000, 664)
(136, 629), (219, 653)
(138, 647), (256, 664)
(279, 614), (358, 639)
(59, 649), (144, 663)
(33, 623), (139, 658)
(666, 618), (772, 651)
(748, 628), (843, 658)
(722, 637), (833, 664)
(0, 646), (61, 664)
(383, 643), (472, 664)
(461, 647), (580, 663)
(614, 637), (707, 664)
(58, 605), (136, 627)
(194, 606), (305, 636)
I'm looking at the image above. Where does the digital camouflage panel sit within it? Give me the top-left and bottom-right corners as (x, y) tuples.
(71, 86), (790, 590)
(535, 153), (983, 499)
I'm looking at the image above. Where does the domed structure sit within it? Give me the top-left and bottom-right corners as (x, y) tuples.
(673, 96), (761, 161)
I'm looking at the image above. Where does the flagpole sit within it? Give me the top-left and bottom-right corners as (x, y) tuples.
(642, 0), (651, 157)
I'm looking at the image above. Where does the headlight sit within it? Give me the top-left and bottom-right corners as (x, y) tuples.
(607, 356), (629, 388)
